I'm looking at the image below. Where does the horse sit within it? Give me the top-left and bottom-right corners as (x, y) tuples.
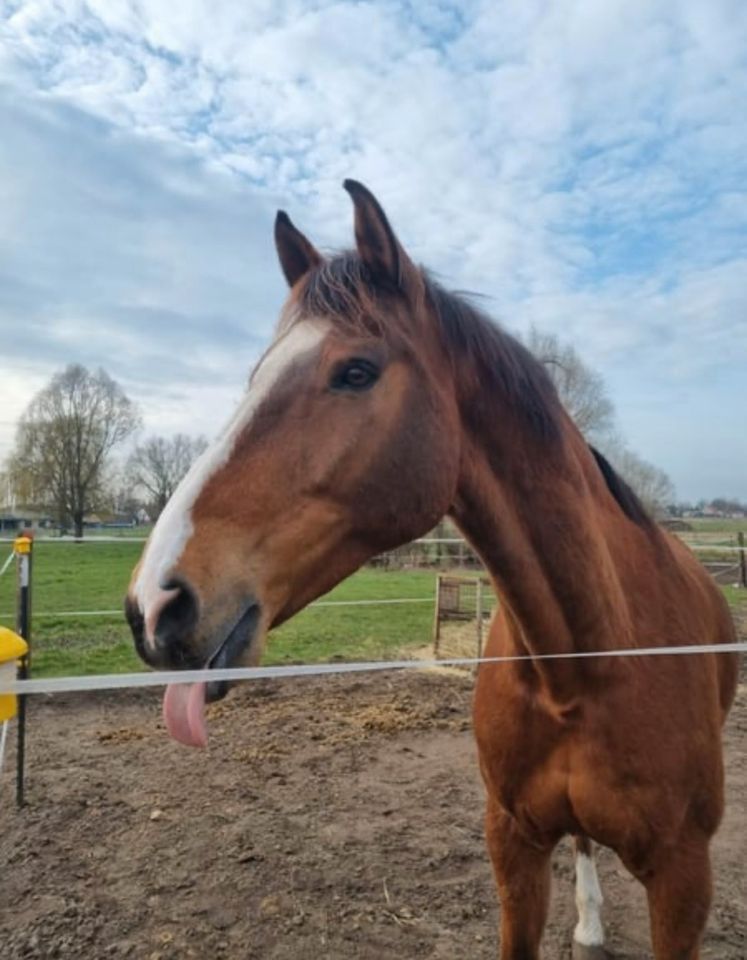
(125, 180), (738, 959)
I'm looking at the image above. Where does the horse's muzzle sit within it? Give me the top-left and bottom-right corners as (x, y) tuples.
(125, 584), (261, 698)
(125, 578), (202, 670)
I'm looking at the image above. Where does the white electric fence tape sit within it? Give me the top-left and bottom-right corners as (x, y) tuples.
(5, 641), (746, 697)
(0, 720), (8, 775)
(0, 550), (14, 578)
(0, 537), (743, 552)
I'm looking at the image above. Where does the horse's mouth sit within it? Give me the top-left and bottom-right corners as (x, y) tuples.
(205, 602), (261, 703)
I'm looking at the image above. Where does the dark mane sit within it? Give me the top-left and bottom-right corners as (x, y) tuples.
(298, 253), (651, 528)
(424, 275), (562, 440)
(589, 447), (652, 527)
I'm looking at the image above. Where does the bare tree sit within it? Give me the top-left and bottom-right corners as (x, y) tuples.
(94, 459), (143, 520)
(603, 440), (675, 518)
(8, 364), (140, 536)
(0, 465), (18, 509)
(127, 434), (208, 520)
(525, 328), (675, 515)
(525, 327), (615, 444)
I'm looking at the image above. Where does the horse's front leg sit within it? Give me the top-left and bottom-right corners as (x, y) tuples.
(485, 800), (554, 960)
(643, 831), (712, 960)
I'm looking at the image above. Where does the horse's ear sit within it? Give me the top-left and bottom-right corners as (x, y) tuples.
(274, 211), (323, 287)
(343, 179), (413, 288)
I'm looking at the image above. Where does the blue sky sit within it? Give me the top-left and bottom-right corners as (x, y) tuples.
(0, 0), (746, 501)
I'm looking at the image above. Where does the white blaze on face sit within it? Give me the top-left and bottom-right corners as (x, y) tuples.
(574, 849), (605, 947)
(133, 319), (328, 638)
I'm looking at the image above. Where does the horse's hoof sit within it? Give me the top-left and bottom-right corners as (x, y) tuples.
(572, 944), (611, 960)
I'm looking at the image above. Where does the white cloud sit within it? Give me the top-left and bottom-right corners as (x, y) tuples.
(0, 89), (286, 453)
(0, 0), (746, 498)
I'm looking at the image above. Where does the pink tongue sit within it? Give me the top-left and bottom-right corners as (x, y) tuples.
(163, 682), (209, 748)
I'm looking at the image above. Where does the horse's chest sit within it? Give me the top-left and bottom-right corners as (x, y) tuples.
(474, 688), (573, 833)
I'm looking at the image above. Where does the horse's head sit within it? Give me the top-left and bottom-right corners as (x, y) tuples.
(125, 181), (461, 744)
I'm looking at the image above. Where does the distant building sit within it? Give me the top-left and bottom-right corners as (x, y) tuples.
(660, 518), (693, 532)
(83, 512), (138, 530)
(0, 508), (54, 533)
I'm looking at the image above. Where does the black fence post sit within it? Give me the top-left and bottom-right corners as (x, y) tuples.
(15, 533), (33, 809)
(738, 531), (746, 589)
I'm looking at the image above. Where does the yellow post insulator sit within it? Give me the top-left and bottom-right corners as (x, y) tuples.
(14, 535), (32, 555)
(0, 626), (28, 722)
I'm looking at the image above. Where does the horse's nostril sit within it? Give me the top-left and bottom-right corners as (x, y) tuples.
(154, 580), (199, 649)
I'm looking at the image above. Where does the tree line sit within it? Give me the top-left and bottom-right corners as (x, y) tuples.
(524, 328), (675, 516)
(2, 364), (207, 537)
(2, 333), (682, 536)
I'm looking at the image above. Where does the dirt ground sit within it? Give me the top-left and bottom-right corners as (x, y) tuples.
(1, 666), (745, 960)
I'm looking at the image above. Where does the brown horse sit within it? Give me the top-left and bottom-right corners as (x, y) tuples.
(125, 181), (738, 959)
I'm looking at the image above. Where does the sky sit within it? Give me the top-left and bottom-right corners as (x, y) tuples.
(0, 0), (745, 502)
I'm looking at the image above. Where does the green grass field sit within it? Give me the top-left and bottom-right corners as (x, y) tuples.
(1, 538), (744, 678)
(721, 585), (747, 611)
(0, 541), (438, 677)
(685, 517), (747, 535)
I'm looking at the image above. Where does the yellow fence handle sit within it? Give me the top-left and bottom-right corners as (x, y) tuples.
(0, 626), (28, 722)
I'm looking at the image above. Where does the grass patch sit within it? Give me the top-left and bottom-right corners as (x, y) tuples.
(722, 585), (747, 611)
(686, 517), (747, 535)
(2, 541), (744, 679)
(0, 542), (438, 677)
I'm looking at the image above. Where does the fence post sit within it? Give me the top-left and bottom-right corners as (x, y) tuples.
(739, 532), (746, 589)
(432, 575), (443, 658)
(475, 577), (484, 663)
(15, 533), (33, 809)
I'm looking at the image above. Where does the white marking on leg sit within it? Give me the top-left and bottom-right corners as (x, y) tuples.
(574, 850), (605, 947)
(133, 319), (328, 637)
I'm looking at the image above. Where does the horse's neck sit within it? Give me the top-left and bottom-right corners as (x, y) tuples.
(450, 415), (642, 697)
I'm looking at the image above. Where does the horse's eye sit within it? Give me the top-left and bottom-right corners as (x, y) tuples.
(330, 359), (379, 392)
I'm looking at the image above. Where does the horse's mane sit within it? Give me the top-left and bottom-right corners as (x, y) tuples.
(296, 252), (651, 528)
(588, 447), (652, 527)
